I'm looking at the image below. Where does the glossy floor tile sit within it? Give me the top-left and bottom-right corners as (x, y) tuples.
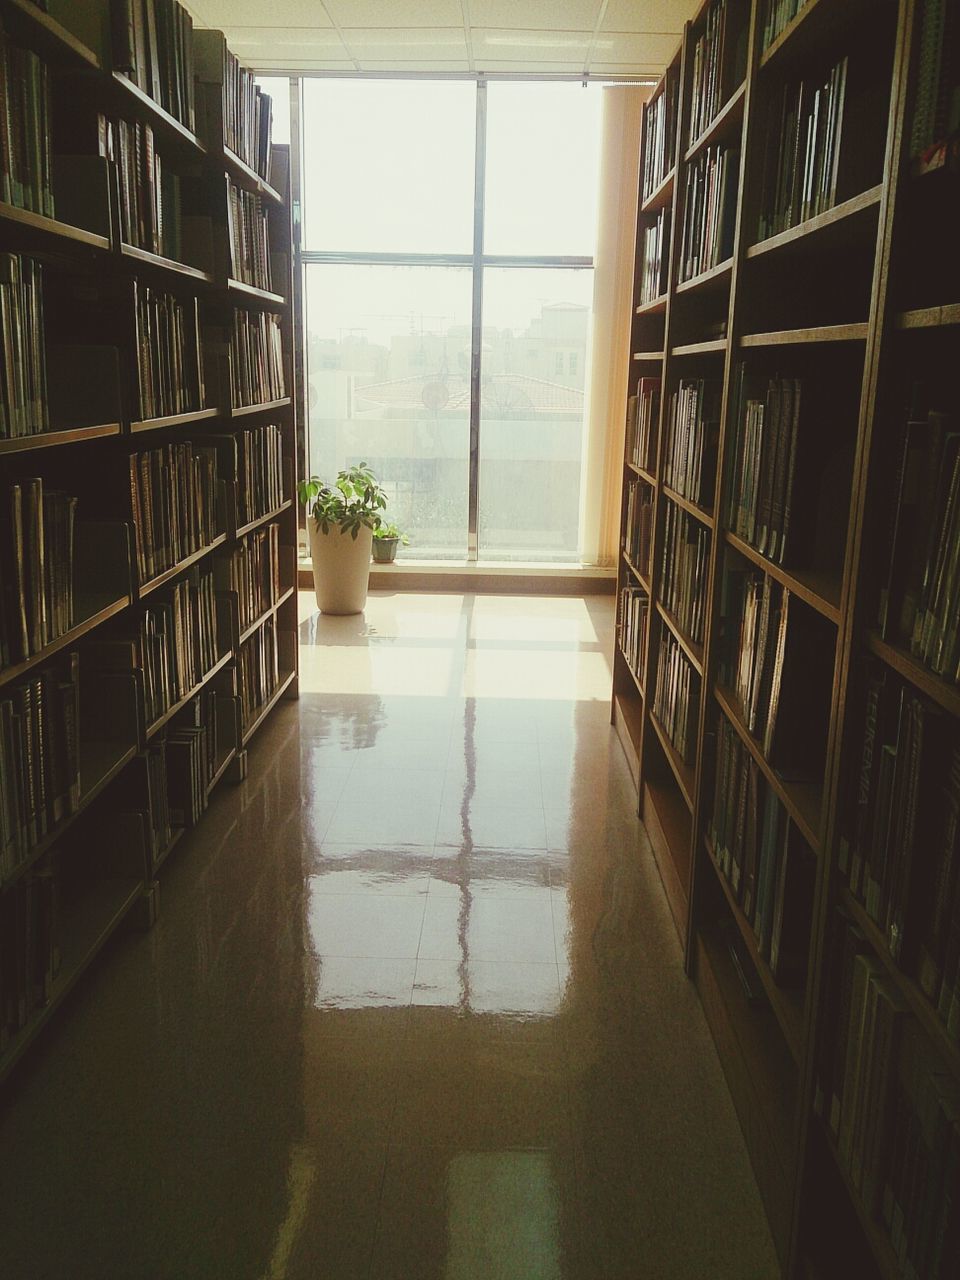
(0, 592), (779, 1279)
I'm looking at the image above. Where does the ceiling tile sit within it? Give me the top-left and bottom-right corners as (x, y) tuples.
(326, 0), (465, 26)
(476, 59), (593, 72)
(590, 31), (682, 63)
(342, 28), (470, 59)
(469, 0), (602, 29)
(471, 28), (592, 60)
(601, 0), (696, 32)
(588, 63), (663, 76)
(189, 0), (334, 24)
(359, 60), (473, 70)
(217, 26), (351, 62)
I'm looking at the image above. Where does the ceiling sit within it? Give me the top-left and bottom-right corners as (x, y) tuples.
(182, 1), (699, 77)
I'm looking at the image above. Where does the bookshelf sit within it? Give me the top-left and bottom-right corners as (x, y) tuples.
(613, 0), (960, 1275)
(0, 1), (298, 1082)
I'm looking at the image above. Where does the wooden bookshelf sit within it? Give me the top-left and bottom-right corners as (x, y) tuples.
(611, 2), (959, 1273)
(0, 8), (298, 1086)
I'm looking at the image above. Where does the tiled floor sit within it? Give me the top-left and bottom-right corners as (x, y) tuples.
(0, 592), (779, 1279)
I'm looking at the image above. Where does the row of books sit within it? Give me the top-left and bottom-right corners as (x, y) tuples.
(818, 919), (958, 1280)
(757, 56), (849, 240)
(129, 440), (223, 585)
(215, 523), (281, 633)
(0, 255), (48, 439)
(627, 377), (659, 474)
(652, 632), (700, 765)
(619, 586), (649, 687)
(112, 0), (197, 132)
(758, 0), (810, 51)
(688, 0), (729, 146)
(201, 39), (274, 180)
(879, 402), (960, 681)
(136, 691), (223, 836)
(726, 368), (802, 566)
(638, 209), (669, 307)
(719, 570), (831, 782)
(641, 71), (679, 202)
(623, 479), (654, 578)
(0, 37), (53, 217)
(709, 714), (815, 986)
(146, 569), (220, 726)
(659, 499), (709, 647)
(842, 665), (960, 1039)
(909, 0), (960, 159)
(238, 613), (279, 729)
(0, 653), (80, 880)
(230, 309), (285, 408)
(661, 377), (721, 509)
(226, 181), (272, 292)
(0, 852), (59, 1046)
(113, 117), (210, 268)
(0, 478), (77, 668)
(678, 144), (738, 282)
(232, 421), (285, 528)
(135, 285), (203, 421)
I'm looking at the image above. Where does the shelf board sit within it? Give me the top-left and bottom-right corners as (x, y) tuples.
(235, 498), (293, 540)
(675, 257), (734, 296)
(110, 72), (206, 155)
(612, 688), (643, 789)
(671, 337), (728, 356)
(724, 532), (841, 625)
(819, 1122), (902, 1280)
(0, 594), (131, 690)
(0, 877), (143, 1085)
(661, 485), (715, 529)
(704, 837), (804, 1063)
(206, 746), (238, 799)
(640, 167), (675, 216)
(617, 640), (645, 701)
(746, 186), (883, 261)
(621, 550), (652, 594)
(2, 0), (101, 68)
(241, 668), (296, 747)
(226, 278), (287, 308)
(625, 460), (656, 485)
(0, 423), (121, 454)
(231, 397), (292, 418)
(895, 303), (960, 330)
(714, 685), (822, 852)
(740, 323), (869, 347)
(635, 292), (669, 317)
(137, 532), (228, 599)
(1, 739), (139, 891)
(642, 776), (692, 937)
(119, 242), (216, 285)
(866, 632), (960, 718)
(145, 650), (234, 741)
(632, 350), (665, 362)
(129, 407), (219, 434)
(656, 601), (704, 674)
(840, 890), (960, 1081)
(684, 83), (746, 164)
(649, 711), (696, 811)
(0, 200), (110, 249)
(222, 146), (283, 204)
(152, 826), (185, 876)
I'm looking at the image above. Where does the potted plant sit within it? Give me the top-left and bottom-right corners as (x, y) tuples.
(372, 523), (409, 565)
(298, 463), (387, 614)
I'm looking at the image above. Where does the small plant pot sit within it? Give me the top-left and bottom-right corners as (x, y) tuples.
(372, 537), (400, 564)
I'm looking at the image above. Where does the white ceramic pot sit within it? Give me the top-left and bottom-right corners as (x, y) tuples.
(308, 519), (373, 614)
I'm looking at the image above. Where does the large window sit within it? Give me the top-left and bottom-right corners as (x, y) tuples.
(299, 78), (602, 562)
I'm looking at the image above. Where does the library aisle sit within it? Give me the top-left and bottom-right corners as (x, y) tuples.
(0, 592), (777, 1280)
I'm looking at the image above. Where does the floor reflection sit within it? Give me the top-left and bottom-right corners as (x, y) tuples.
(0, 592), (778, 1280)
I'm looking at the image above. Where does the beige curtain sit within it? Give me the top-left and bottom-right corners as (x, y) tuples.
(579, 84), (651, 567)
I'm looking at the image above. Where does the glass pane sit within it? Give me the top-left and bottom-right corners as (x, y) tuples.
(255, 77), (290, 146)
(302, 81), (476, 253)
(478, 268), (593, 563)
(484, 83), (602, 257)
(305, 264), (472, 559)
